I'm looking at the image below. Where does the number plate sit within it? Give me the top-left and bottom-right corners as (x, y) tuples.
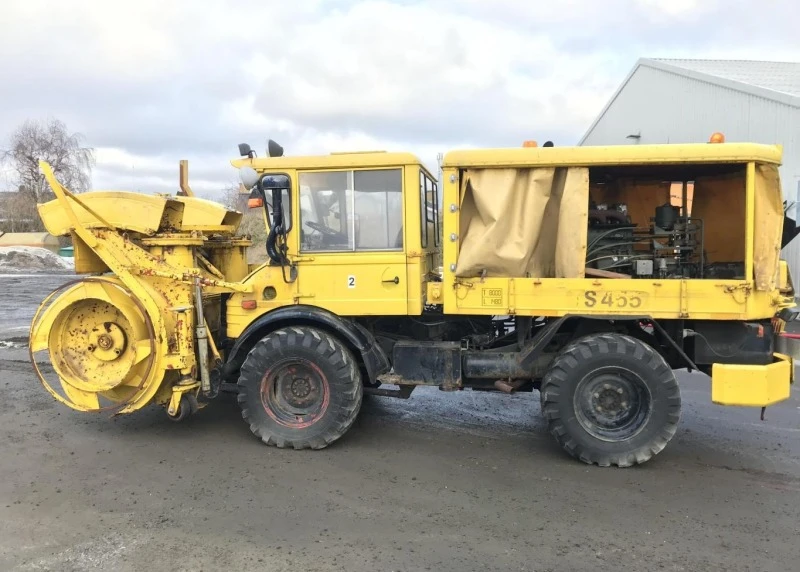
(582, 290), (646, 310)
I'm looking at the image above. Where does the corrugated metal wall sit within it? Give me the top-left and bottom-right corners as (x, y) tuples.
(582, 64), (800, 279)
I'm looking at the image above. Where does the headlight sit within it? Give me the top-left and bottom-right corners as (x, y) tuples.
(239, 166), (259, 190)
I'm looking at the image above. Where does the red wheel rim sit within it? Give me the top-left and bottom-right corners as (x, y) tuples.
(260, 359), (330, 428)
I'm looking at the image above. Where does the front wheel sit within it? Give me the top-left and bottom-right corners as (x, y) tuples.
(237, 326), (363, 449)
(540, 333), (681, 467)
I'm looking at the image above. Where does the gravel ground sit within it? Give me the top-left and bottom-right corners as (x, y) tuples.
(1, 274), (799, 572)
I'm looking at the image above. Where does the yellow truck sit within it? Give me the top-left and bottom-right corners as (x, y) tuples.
(29, 136), (797, 467)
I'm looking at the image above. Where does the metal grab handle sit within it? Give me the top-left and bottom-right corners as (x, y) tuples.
(382, 276), (400, 284)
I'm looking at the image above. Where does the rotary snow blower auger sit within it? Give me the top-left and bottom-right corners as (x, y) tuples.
(29, 160), (253, 420)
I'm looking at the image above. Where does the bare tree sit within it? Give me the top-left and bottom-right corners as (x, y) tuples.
(1, 118), (95, 209)
(213, 181), (268, 263)
(0, 189), (39, 233)
(220, 181), (245, 211)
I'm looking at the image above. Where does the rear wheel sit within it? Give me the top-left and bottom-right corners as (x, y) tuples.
(237, 326), (363, 449)
(540, 333), (681, 467)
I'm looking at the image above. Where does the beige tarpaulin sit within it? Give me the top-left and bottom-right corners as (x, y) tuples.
(455, 167), (589, 278)
(753, 163), (783, 292)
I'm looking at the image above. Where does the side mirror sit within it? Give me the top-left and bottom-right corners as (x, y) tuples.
(259, 174), (291, 191)
(238, 143), (254, 158)
(258, 174), (291, 229)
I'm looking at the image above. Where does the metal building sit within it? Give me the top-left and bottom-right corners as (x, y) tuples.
(580, 58), (800, 276)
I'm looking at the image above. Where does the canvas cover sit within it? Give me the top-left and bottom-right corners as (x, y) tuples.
(455, 167), (589, 278)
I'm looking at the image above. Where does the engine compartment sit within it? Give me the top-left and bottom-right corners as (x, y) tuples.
(585, 163), (752, 280)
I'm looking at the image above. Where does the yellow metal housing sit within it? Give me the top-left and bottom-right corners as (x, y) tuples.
(711, 354), (793, 406)
(438, 143), (793, 323)
(30, 161), (252, 416)
(29, 277), (157, 412)
(441, 142), (783, 168)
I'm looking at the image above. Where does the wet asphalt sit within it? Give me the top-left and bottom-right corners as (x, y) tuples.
(1, 273), (799, 571)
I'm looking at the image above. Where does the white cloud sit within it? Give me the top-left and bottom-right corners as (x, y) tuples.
(633, 0), (719, 18)
(0, 0), (797, 198)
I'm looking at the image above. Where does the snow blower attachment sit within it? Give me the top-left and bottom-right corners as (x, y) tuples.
(29, 161), (253, 419)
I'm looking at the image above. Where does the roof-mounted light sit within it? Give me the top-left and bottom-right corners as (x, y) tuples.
(709, 132), (725, 143)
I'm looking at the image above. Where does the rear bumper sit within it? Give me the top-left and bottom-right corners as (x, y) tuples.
(711, 353), (794, 407)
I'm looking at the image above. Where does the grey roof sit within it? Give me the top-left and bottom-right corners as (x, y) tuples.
(579, 57), (800, 144)
(651, 58), (800, 98)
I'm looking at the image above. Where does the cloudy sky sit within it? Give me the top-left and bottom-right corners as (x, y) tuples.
(1, 0), (798, 199)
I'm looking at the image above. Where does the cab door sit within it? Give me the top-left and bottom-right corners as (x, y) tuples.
(295, 167), (409, 316)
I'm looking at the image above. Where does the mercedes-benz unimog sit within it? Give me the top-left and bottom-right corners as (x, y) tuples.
(29, 135), (797, 467)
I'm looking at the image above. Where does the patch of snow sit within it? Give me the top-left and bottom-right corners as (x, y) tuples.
(0, 246), (73, 272)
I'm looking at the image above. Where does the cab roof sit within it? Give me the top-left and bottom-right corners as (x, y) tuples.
(441, 142), (783, 168)
(231, 151), (428, 172)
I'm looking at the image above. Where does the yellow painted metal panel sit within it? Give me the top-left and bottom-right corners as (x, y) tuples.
(444, 276), (786, 320)
(225, 264), (300, 339)
(442, 142), (783, 168)
(73, 233), (108, 274)
(296, 253), (409, 316)
(405, 258), (424, 315)
(711, 354), (793, 406)
(37, 191), (174, 236)
(173, 196), (243, 231)
(231, 151), (427, 172)
(206, 238), (252, 283)
(441, 168), (461, 312)
(745, 162), (755, 287)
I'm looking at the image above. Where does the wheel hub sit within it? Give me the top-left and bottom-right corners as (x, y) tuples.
(261, 359), (330, 428)
(97, 334), (113, 350)
(290, 377), (312, 399)
(88, 322), (127, 362)
(574, 368), (651, 442)
(280, 371), (319, 408)
(593, 384), (629, 415)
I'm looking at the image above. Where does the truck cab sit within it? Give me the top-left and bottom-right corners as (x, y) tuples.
(227, 143), (441, 336)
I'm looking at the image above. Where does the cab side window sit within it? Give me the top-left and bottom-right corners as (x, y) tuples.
(299, 171), (352, 252)
(299, 169), (403, 252)
(420, 171), (439, 248)
(354, 169), (403, 250)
